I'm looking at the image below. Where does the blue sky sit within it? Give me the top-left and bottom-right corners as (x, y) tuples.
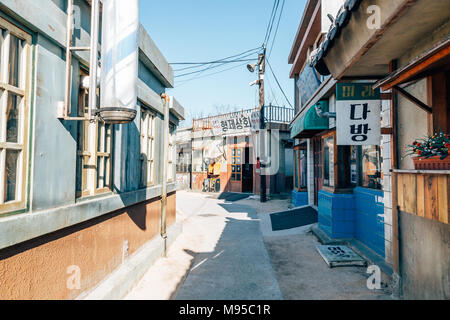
(139, 0), (306, 126)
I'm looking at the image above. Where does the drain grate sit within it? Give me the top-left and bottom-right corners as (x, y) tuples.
(316, 245), (367, 268)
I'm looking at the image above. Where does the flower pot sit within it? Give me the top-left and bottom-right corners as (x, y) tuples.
(413, 156), (450, 170)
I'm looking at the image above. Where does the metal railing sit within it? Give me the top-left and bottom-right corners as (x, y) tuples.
(264, 104), (295, 124)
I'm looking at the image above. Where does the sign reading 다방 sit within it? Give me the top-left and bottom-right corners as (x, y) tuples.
(336, 83), (381, 146)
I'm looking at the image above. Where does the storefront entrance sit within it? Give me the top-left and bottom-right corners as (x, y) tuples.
(242, 147), (253, 192)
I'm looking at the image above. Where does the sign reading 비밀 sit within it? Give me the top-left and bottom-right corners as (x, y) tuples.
(336, 83), (381, 146)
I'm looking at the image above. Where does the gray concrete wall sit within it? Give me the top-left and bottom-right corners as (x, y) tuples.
(399, 212), (450, 300)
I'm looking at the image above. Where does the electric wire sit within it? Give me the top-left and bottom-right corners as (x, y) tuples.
(263, 0), (280, 45)
(174, 51), (259, 78)
(266, 58), (293, 109)
(175, 62), (250, 87)
(268, 0), (285, 58)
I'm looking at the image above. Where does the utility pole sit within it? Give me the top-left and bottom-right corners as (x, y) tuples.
(259, 46), (267, 203)
(161, 93), (170, 257)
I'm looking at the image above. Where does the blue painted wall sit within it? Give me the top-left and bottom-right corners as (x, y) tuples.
(292, 190), (308, 207)
(318, 188), (385, 258)
(354, 187), (385, 257)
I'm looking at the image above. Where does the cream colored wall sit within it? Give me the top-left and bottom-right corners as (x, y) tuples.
(397, 79), (429, 170)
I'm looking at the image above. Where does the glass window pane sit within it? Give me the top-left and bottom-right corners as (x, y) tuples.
(105, 157), (111, 187)
(105, 124), (112, 153)
(148, 116), (153, 137)
(293, 151), (298, 189)
(300, 149), (307, 189)
(97, 123), (102, 152)
(9, 34), (21, 87)
(361, 145), (382, 189)
(236, 174), (241, 181)
(97, 156), (104, 189)
(323, 136), (334, 187)
(6, 93), (20, 143)
(5, 149), (19, 202)
(0, 30), (4, 83)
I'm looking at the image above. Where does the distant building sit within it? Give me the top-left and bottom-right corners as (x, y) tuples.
(0, 0), (185, 299)
(176, 106), (295, 196)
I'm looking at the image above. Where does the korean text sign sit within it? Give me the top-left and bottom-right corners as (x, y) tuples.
(336, 83), (381, 145)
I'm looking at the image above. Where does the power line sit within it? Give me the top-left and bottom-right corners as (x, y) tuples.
(173, 58), (256, 72)
(266, 58), (293, 109)
(268, 0), (285, 58)
(174, 50), (260, 75)
(175, 61), (250, 87)
(175, 55), (257, 78)
(265, 73), (282, 107)
(170, 46), (261, 67)
(264, 0), (280, 45)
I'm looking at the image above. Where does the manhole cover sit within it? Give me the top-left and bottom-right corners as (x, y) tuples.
(316, 245), (367, 268)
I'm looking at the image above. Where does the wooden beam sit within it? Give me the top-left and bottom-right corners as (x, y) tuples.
(393, 85), (432, 114)
(378, 41), (450, 91)
(381, 92), (392, 100)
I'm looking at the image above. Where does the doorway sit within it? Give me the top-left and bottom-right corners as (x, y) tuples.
(313, 137), (323, 206)
(242, 147), (253, 192)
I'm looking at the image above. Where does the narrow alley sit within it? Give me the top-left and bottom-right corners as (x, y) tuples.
(125, 191), (392, 300)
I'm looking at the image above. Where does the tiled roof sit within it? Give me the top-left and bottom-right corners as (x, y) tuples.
(310, 0), (363, 75)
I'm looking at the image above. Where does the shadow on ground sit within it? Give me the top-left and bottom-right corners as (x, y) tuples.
(172, 202), (283, 300)
(263, 231), (392, 300)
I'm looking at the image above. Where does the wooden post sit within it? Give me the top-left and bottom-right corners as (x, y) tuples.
(390, 60), (401, 297)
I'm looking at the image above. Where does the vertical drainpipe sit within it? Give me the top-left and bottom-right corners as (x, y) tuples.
(88, 0), (100, 121)
(389, 60), (402, 298)
(161, 93), (170, 257)
(64, 0), (74, 117)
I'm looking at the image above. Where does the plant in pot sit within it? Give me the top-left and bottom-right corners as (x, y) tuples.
(406, 131), (450, 170)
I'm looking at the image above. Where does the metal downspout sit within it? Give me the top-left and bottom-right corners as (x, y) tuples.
(64, 0), (74, 117)
(161, 93), (170, 257)
(88, 0), (100, 121)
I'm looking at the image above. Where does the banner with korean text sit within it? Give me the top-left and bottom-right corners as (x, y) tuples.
(336, 83), (381, 145)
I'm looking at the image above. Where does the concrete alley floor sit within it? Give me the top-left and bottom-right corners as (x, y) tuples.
(124, 190), (392, 300)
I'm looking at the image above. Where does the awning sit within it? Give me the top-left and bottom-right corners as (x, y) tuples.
(374, 38), (450, 91)
(290, 101), (329, 139)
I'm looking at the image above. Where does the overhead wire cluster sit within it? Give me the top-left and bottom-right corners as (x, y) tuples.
(170, 0), (293, 109)
(171, 47), (262, 87)
(263, 0), (293, 109)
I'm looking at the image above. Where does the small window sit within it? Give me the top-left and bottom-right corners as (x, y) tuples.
(350, 145), (383, 190)
(168, 124), (175, 182)
(140, 106), (156, 187)
(76, 69), (114, 198)
(231, 148), (242, 181)
(293, 145), (307, 191)
(323, 135), (335, 187)
(0, 19), (31, 214)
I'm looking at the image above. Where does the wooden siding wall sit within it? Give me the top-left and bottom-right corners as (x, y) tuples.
(397, 173), (449, 224)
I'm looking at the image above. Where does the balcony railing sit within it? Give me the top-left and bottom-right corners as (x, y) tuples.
(264, 104), (295, 124)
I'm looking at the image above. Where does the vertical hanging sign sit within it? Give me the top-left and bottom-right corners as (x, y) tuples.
(336, 83), (381, 145)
